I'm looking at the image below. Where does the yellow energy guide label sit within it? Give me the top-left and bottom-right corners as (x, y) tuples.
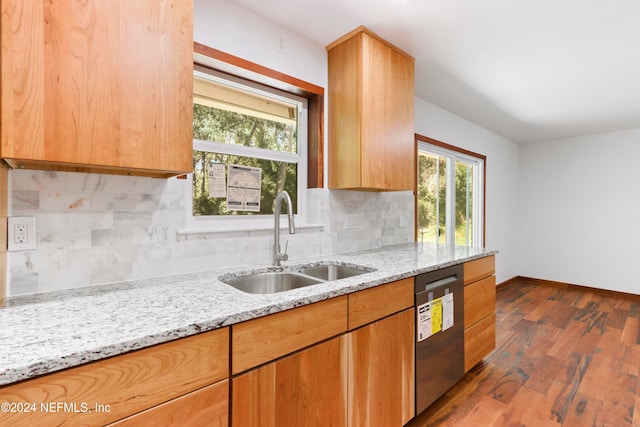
(417, 292), (455, 342)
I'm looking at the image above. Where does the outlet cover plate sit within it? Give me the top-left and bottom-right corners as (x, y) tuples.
(8, 217), (37, 251)
(344, 213), (363, 230)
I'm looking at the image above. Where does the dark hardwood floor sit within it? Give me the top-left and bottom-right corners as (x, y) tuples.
(407, 277), (640, 426)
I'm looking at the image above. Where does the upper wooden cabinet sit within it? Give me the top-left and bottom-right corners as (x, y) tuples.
(327, 26), (415, 191)
(0, 0), (193, 177)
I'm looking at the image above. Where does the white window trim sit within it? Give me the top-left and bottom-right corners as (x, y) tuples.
(183, 70), (309, 233)
(417, 142), (484, 248)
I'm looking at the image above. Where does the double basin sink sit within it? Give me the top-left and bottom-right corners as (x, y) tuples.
(219, 263), (375, 294)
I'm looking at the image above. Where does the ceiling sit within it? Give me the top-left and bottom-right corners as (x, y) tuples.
(230, 0), (640, 143)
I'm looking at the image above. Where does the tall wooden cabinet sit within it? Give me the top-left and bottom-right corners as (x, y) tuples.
(463, 255), (497, 371)
(327, 26), (415, 191)
(0, 0), (193, 177)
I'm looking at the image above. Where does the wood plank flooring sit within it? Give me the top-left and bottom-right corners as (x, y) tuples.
(407, 278), (640, 427)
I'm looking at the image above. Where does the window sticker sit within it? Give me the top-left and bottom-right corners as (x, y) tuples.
(417, 301), (432, 342)
(207, 163), (227, 198)
(442, 292), (454, 331)
(227, 164), (262, 212)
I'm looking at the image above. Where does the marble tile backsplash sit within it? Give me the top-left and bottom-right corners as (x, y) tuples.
(8, 170), (414, 296)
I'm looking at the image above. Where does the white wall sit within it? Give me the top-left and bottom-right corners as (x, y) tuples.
(518, 128), (640, 294)
(194, 0), (326, 88)
(414, 99), (520, 284)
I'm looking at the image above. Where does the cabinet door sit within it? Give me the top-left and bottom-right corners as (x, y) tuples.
(360, 32), (415, 191)
(1, 0), (193, 176)
(347, 308), (415, 427)
(232, 335), (347, 427)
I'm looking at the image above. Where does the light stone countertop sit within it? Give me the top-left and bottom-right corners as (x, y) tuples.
(0, 242), (497, 387)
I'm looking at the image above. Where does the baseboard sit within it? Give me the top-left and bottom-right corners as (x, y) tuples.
(502, 276), (640, 302)
(496, 276), (519, 290)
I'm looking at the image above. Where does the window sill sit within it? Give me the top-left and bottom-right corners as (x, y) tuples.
(177, 222), (325, 236)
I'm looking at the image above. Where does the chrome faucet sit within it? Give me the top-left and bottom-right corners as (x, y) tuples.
(273, 190), (296, 266)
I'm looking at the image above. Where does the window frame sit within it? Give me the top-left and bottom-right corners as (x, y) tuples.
(182, 43), (324, 233)
(193, 43), (324, 188)
(187, 68), (308, 230)
(414, 134), (487, 248)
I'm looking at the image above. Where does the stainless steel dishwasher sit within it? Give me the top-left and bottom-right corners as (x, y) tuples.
(415, 264), (464, 414)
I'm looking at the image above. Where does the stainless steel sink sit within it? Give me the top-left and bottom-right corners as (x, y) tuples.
(221, 271), (323, 294)
(297, 264), (372, 281)
(219, 263), (374, 294)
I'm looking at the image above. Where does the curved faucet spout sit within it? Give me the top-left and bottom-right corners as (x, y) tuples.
(273, 191), (296, 266)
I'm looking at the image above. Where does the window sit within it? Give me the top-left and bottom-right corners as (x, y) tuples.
(416, 135), (485, 248)
(187, 67), (308, 228)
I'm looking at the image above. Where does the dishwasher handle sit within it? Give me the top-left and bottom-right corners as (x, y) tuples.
(418, 275), (459, 293)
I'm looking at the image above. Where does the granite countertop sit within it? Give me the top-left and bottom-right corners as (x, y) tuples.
(0, 242), (497, 387)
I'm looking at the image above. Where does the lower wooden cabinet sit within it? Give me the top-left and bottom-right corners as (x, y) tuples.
(230, 279), (415, 427)
(347, 307), (415, 427)
(109, 380), (229, 427)
(463, 255), (496, 372)
(231, 335), (348, 427)
(0, 328), (229, 427)
(2, 269), (498, 426)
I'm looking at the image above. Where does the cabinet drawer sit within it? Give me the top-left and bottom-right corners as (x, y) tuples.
(109, 380), (229, 426)
(232, 296), (348, 374)
(348, 278), (413, 330)
(464, 255), (495, 285)
(464, 313), (496, 372)
(0, 328), (229, 427)
(464, 275), (496, 329)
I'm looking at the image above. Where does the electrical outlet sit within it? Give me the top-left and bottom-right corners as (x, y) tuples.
(344, 213), (363, 230)
(8, 217), (37, 251)
(15, 224), (27, 243)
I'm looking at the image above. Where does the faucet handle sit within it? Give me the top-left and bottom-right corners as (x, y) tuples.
(282, 240), (289, 260)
